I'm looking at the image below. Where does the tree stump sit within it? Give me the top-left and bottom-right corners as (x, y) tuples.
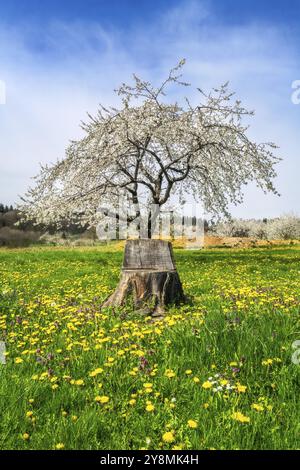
(102, 239), (185, 315)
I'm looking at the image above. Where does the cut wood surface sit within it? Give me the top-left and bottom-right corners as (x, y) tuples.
(123, 239), (176, 271)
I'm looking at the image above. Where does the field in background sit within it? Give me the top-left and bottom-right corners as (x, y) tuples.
(203, 235), (299, 249)
(0, 245), (299, 450)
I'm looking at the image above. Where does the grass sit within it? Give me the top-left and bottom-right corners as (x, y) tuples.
(0, 245), (299, 450)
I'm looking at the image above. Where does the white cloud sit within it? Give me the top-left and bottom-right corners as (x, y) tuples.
(0, 0), (299, 217)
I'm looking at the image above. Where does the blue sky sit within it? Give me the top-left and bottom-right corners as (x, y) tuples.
(2, 0), (300, 28)
(0, 0), (299, 218)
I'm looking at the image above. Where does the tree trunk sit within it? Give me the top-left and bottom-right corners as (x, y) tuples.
(102, 239), (185, 315)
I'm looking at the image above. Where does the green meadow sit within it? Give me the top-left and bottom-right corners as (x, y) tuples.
(0, 245), (299, 450)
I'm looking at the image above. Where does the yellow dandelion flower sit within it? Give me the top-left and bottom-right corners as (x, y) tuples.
(145, 404), (155, 412)
(129, 370), (137, 376)
(89, 368), (103, 377)
(55, 443), (65, 450)
(262, 359), (273, 366)
(74, 379), (84, 386)
(236, 383), (247, 393)
(251, 403), (264, 412)
(220, 379), (229, 386)
(162, 431), (175, 443)
(95, 395), (109, 404)
(202, 381), (212, 389)
(187, 419), (198, 429)
(143, 383), (153, 388)
(231, 411), (250, 424)
(164, 369), (176, 378)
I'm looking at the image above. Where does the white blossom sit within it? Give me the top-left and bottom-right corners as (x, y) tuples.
(19, 60), (280, 229)
(209, 215), (300, 240)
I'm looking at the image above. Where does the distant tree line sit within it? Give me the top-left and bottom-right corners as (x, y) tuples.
(209, 216), (300, 240)
(0, 203), (14, 213)
(1, 203), (299, 247)
(0, 203), (89, 247)
(0, 204), (40, 247)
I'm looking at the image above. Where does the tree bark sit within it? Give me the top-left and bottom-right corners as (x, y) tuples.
(102, 239), (185, 315)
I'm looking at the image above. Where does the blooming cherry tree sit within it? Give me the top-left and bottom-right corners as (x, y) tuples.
(21, 60), (279, 232)
(20, 60), (280, 312)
